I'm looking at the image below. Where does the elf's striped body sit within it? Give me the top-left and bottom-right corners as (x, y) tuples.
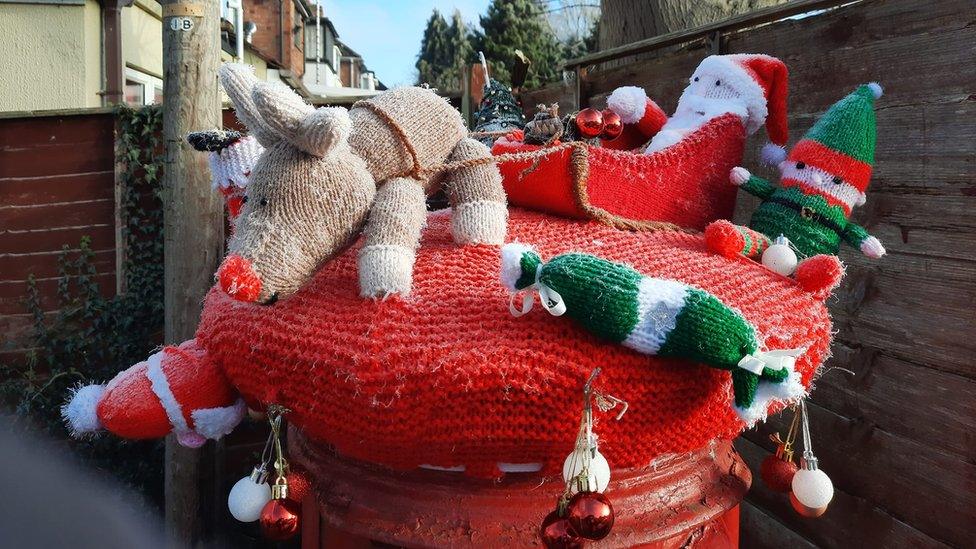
(502, 245), (804, 422)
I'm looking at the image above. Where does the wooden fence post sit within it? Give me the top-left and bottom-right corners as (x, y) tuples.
(160, 1), (224, 546)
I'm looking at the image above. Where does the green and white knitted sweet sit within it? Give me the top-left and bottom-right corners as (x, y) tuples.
(500, 244), (805, 424)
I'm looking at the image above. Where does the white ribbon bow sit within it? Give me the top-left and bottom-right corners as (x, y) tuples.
(509, 265), (566, 317)
(736, 348), (804, 375)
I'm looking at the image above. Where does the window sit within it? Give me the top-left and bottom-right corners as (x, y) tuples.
(124, 67), (163, 106)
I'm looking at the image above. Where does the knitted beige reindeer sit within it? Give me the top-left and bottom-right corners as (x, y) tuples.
(214, 64), (507, 303)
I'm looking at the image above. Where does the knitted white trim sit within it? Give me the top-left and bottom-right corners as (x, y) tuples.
(452, 200), (508, 245)
(191, 398), (247, 439)
(358, 244), (416, 298)
(145, 351), (191, 436)
(607, 86), (649, 124)
(61, 383), (106, 436)
(734, 365), (806, 427)
(623, 277), (689, 354)
(500, 243), (535, 291)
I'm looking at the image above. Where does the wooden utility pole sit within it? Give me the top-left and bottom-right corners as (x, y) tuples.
(160, 1), (224, 546)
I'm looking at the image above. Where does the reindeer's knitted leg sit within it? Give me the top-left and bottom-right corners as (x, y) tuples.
(358, 177), (427, 298)
(443, 138), (507, 245)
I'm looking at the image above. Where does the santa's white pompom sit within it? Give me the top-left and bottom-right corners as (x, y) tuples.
(606, 86), (649, 124)
(866, 82), (883, 99)
(760, 142), (788, 166)
(62, 383), (106, 436)
(500, 243), (535, 291)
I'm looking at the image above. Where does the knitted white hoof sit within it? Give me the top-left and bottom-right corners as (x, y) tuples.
(452, 200), (507, 245)
(358, 244), (415, 298)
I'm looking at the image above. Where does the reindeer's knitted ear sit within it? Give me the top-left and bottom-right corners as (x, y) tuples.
(296, 107), (352, 158)
(218, 64), (280, 147)
(250, 80), (315, 150)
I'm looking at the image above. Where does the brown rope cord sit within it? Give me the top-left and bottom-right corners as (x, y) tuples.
(353, 101), (692, 234)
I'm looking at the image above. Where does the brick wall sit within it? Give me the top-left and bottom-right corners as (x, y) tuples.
(244, 0), (305, 78)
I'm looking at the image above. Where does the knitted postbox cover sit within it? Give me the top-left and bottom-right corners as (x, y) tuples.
(493, 113), (746, 231)
(197, 208), (831, 478)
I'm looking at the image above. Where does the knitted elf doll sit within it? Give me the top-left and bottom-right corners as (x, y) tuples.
(705, 84), (886, 276)
(501, 244), (804, 424)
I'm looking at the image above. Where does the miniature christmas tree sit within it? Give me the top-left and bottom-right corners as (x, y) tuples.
(473, 53), (525, 146)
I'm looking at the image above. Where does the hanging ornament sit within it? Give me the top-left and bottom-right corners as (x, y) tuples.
(761, 407), (800, 493)
(574, 108), (604, 139)
(228, 465), (272, 522)
(540, 369), (626, 547)
(600, 109), (623, 140)
(762, 235), (799, 276)
(561, 438), (611, 493)
(790, 399), (834, 517)
(539, 510), (584, 549)
(255, 405), (302, 541)
(567, 491), (615, 541)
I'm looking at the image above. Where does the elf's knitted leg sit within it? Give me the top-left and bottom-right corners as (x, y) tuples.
(443, 137), (507, 245)
(795, 254), (845, 299)
(705, 220), (772, 259)
(359, 177), (427, 298)
(500, 244), (803, 424)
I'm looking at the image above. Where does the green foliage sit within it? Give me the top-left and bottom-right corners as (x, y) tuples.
(0, 104), (166, 501)
(473, 0), (566, 89)
(416, 9), (474, 92)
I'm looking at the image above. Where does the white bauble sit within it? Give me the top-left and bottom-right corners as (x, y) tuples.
(562, 449), (611, 493)
(762, 236), (798, 276)
(790, 468), (834, 517)
(228, 471), (272, 522)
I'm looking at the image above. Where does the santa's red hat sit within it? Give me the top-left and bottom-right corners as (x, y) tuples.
(695, 54), (789, 164)
(602, 86), (668, 151)
(62, 339), (244, 447)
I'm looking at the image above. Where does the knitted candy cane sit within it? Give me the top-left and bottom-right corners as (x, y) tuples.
(500, 244), (806, 424)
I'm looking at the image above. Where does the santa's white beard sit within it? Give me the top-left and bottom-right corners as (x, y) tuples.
(644, 92), (750, 154)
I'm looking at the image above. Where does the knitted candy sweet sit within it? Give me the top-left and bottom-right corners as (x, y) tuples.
(215, 64), (506, 303)
(706, 83), (886, 267)
(500, 244), (804, 422)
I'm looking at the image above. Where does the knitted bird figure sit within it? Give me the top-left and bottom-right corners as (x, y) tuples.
(500, 244), (805, 425)
(706, 84), (886, 287)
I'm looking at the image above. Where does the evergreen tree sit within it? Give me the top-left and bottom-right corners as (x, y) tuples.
(416, 9), (473, 92)
(416, 11), (451, 88)
(474, 0), (565, 89)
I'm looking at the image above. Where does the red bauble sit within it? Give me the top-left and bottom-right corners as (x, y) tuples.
(600, 109), (623, 140)
(575, 108), (604, 139)
(259, 498), (301, 541)
(287, 469), (312, 502)
(540, 510), (584, 549)
(567, 491), (614, 541)
(761, 454), (798, 493)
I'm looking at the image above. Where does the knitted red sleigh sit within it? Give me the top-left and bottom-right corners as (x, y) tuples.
(493, 114), (746, 231)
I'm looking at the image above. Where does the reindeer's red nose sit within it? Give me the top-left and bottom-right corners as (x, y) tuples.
(217, 255), (261, 302)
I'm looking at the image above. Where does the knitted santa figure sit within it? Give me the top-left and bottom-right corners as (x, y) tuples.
(61, 340), (245, 448)
(187, 130), (264, 222)
(602, 54), (789, 161)
(705, 84), (885, 291)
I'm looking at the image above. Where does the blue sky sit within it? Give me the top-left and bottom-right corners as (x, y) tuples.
(320, 0), (491, 88)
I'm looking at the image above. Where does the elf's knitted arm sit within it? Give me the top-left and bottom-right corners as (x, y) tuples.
(730, 167), (777, 200)
(842, 222), (886, 258)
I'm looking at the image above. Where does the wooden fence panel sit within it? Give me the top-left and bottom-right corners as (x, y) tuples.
(561, 0), (974, 546)
(0, 111), (118, 356)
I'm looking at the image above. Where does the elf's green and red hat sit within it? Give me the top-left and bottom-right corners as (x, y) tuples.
(787, 83), (882, 209)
